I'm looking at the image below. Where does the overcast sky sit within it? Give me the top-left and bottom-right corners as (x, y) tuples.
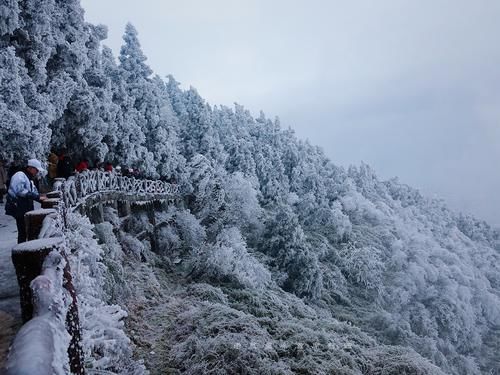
(81, 0), (500, 227)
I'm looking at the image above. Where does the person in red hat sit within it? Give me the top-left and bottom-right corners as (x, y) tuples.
(75, 159), (89, 173)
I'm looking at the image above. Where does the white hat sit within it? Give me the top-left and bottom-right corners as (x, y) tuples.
(27, 158), (47, 173)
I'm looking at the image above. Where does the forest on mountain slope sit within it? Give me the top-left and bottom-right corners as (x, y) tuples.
(1, 1), (500, 374)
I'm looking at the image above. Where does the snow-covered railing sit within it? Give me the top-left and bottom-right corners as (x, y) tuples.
(54, 170), (180, 209)
(5, 244), (71, 375)
(6, 197), (85, 374)
(7, 236), (83, 374)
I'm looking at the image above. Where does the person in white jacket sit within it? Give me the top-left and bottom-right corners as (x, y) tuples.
(6, 159), (46, 243)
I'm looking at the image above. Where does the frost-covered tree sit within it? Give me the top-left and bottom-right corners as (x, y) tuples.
(193, 227), (271, 289)
(115, 23), (185, 178)
(261, 205), (323, 299)
(0, 47), (50, 158)
(221, 171), (262, 232)
(119, 23), (152, 83)
(144, 76), (186, 180)
(214, 104), (257, 178)
(185, 154), (226, 229)
(51, 24), (114, 160)
(173, 86), (227, 164)
(114, 23), (156, 173)
(0, 0), (19, 35)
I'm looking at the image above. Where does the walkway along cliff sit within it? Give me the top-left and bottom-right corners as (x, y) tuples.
(3, 170), (180, 375)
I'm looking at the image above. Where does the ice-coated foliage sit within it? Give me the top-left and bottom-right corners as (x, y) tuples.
(172, 209), (206, 249)
(65, 211), (147, 374)
(194, 227), (271, 289)
(0, 0), (19, 35)
(145, 284), (446, 375)
(222, 171), (262, 231)
(0, 46), (52, 158)
(336, 242), (384, 291)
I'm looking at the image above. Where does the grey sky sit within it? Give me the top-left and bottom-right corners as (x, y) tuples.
(80, 0), (500, 227)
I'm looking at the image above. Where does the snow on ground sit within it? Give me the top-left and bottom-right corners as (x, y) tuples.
(0, 202), (21, 369)
(0, 204), (19, 302)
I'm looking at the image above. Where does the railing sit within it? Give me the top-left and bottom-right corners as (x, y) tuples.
(54, 170), (179, 209)
(6, 239), (73, 375)
(4, 171), (180, 374)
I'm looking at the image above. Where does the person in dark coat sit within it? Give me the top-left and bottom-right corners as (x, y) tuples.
(57, 150), (73, 178)
(6, 159), (46, 243)
(92, 159), (102, 170)
(47, 150), (59, 182)
(104, 162), (113, 172)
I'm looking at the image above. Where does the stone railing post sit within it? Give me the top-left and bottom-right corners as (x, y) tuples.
(24, 208), (57, 241)
(41, 198), (61, 209)
(11, 237), (64, 323)
(5, 251), (69, 375)
(46, 190), (62, 199)
(117, 199), (131, 217)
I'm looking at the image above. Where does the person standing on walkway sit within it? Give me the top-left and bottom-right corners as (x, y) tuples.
(47, 149), (58, 183)
(57, 149), (73, 178)
(5, 159), (46, 243)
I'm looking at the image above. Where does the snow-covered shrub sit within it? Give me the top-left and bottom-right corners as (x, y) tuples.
(166, 302), (289, 375)
(222, 171), (263, 231)
(119, 232), (147, 261)
(186, 154), (226, 224)
(329, 200), (353, 242)
(340, 182), (387, 226)
(260, 206), (324, 299)
(65, 212), (106, 299)
(184, 283), (228, 305)
(94, 222), (124, 263)
(157, 286), (444, 375)
(279, 246), (324, 300)
(174, 208), (206, 251)
(123, 212), (153, 237)
(102, 206), (121, 228)
(157, 225), (181, 254)
(296, 194), (352, 244)
(93, 221), (128, 302)
(336, 242), (384, 292)
(195, 227), (271, 289)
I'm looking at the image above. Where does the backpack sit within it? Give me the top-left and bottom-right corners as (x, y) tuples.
(58, 156), (73, 178)
(5, 194), (18, 217)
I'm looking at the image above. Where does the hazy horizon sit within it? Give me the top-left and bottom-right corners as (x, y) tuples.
(81, 0), (500, 227)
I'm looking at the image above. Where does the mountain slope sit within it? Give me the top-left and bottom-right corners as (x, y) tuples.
(1, 1), (499, 373)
